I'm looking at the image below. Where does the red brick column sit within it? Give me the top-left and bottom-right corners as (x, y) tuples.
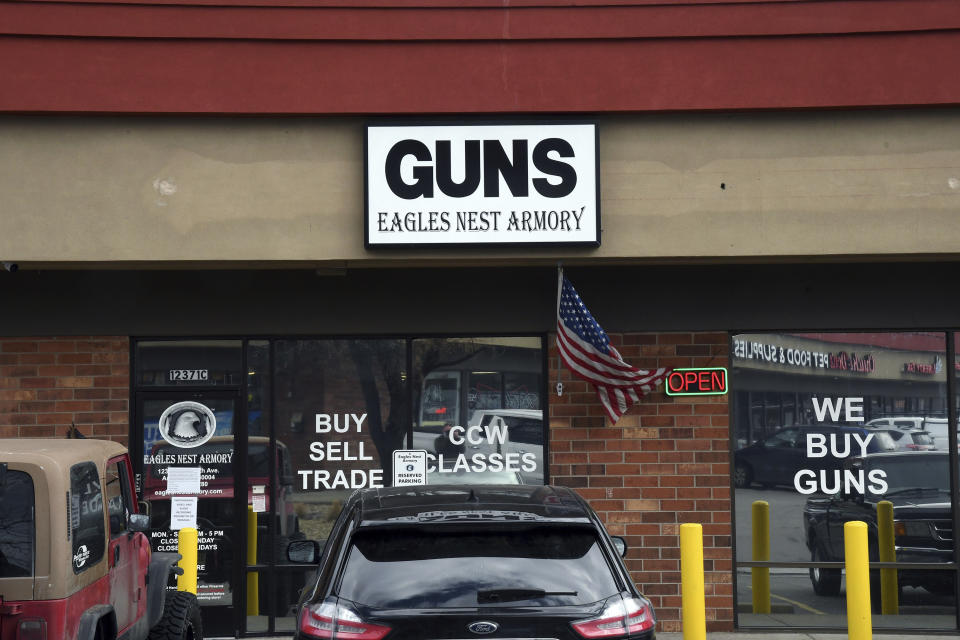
(549, 331), (732, 632)
(0, 337), (130, 446)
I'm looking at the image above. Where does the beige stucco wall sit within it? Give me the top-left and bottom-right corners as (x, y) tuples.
(2, 111), (959, 266)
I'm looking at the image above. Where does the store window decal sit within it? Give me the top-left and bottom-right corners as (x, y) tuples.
(732, 331), (955, 630)
(158, 401), (217, 448)
(300, 412), (383, 490)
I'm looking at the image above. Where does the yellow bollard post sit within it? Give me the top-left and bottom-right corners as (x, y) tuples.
(845, 521), (872, 640)
(176, 527), (198, 595)
(877, 500), (898, 615)
(247, 505), (259, 616)
(680, 523), (707, 640)
(751, 500), (771, 614)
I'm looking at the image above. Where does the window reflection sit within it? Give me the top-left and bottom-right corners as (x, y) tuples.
(412, 338), (545, 486)
(732, 332), (954, 629)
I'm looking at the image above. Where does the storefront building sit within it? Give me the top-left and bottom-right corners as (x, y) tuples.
(3, 0), (960, 636)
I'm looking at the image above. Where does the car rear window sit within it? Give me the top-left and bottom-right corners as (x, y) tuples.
(867, 431), (896, 452)
(338, 526), (619, 608)
(0, 470), (34, 578)
(70, 462), (106, 573)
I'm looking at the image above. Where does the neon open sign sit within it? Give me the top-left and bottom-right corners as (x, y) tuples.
(665, 368), (728, 396)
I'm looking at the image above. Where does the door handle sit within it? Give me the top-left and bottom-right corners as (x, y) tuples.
(114, 546), (121, 564)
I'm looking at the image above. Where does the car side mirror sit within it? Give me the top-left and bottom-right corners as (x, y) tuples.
(288, 539), (324, 564)
(611, 536), (628, 557)
(129, 513), (150, 532)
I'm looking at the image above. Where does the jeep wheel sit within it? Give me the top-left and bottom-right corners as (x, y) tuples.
(149, 591), (203, 640)
(733, 464), (752, 489)
(809, 544), (841, 597)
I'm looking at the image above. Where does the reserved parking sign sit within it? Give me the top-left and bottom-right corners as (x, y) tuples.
(393, 450), (428, 486)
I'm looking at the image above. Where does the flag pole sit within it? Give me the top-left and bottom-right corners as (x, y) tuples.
(556, 264), (563, 397)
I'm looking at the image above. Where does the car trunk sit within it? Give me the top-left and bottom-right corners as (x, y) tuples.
(324, 523), (633, 640)
(354, 601), (607, 640)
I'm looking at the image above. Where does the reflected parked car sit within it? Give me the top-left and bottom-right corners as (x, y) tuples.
(734, 424), (896, 489)
(866, 416), (956, 452)
(867, 427), (936, 452)
(803, 451), (955, 598)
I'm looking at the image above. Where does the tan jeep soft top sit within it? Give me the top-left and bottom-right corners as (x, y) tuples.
(0, 438), (129, 601)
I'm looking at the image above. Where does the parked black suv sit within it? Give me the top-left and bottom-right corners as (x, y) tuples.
(288, 485), (656, 640)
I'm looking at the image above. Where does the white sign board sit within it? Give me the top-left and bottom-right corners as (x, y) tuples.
(251, 494), (266, 513)
(166, 467), (202, 495)
(170, 496), (198, 530)
(393, 450), (428, 486)
(366, 122), (599, 247)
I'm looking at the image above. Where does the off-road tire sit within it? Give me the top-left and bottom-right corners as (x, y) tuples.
(809, 544), (841, 597)
(149, 591), (202, 640)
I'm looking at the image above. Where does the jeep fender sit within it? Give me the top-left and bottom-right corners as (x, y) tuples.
(146, 552), (183, 630)
(77, 605), (116, 640)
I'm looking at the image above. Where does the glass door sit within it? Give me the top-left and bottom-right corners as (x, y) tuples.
(136, 390), (241, 638)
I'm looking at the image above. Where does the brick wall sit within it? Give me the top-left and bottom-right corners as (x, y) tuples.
(0, 337), (130, 446)
(549, 331), (732, 633)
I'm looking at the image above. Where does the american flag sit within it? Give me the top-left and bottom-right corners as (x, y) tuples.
(556, 273), (669, 424)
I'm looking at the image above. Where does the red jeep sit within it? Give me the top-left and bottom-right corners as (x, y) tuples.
(0, 439), (201, 640)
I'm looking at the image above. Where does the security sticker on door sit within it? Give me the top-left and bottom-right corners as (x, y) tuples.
(393, 450), (427, 486)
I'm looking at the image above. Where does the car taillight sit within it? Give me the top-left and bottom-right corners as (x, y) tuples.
(18, 619), (46, 640)
(299, 598), (391, 640)
(571, 595), (655, 638)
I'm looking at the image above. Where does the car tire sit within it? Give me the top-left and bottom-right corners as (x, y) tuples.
(149, 591), (203, 640)
(733, 464), (752, 489)
(810, 544), (841, 597)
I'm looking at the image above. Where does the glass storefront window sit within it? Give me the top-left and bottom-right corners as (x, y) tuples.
(269, 339), (407, 631)
(412, 337), (545, 486)
(247, 340), (270, 437)
(136, 340), (243, 387)
(141, 394), (237, 636)
(134, 335), (547, 636)
(731, 332), (954, 630)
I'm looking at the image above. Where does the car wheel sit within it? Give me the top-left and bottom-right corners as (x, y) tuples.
(149, 591), (203, 640)
(810, 544), (841, 597)
(734, 464), (752, 489)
